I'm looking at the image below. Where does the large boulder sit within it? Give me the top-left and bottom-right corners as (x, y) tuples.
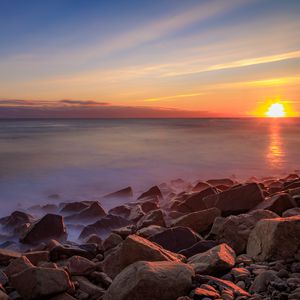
(102, 234), (185, 278)
(20, 214), (67, 245)
(137, 186), (162, 201)
(136, 209), (166, 229)
(283, 207), (300, 217)
(108, 205), (131, 219)
(60, 202), (89, 214)
(4, 256), (33, 279)
(255, 193), (297, 215)
(203, 183), (264, 216)
(175, 187), (217, 213)
(0, 211), (34, 234)
(187, 243), (236, 275)
(79, 215), (131, 239)
(148, 226), (201, 253)
(208, 209), (278, 254)
(10, 267), (73, 300)
(247, 215), (300, 261)
(103, 261), (194, 300)
(172, 207), (221, 233)
(67, 255), (96, 275)
(103, 187), (133, 201)
(179, 240), (218, 258)
(136, 225), (166, 238)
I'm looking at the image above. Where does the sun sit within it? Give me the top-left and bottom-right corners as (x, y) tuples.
(266, 103), (286, 118)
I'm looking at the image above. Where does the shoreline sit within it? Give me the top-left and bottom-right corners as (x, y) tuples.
(0, 172), (300, 299)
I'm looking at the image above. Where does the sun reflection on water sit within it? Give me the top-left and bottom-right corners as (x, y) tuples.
(266, 121), (285, 168)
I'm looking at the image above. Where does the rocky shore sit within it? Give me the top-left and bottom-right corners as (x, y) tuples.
(0, 173), (300, 300)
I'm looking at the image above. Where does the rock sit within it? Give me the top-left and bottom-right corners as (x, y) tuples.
(187, 243), (236, 275)
(0, 270), (8, 285)
(136, 225), (166, 238)
(90, 271), (112, 288)
(4, 256), (34, 279)
(0, 211), (34, 234)
(209, 209), (278, 254)
(103, 233), (123, 251)
(49, 293), (77, 300)
(20, 214), (67, 245)
(111, 225), (136, 239)
(103, 187), (133, 201)
(197, 275), (250, 297)
(60, 202), (89, 214)
(136, 209), (166, 229)
(192, 286), (220, 299)
(73, 276), (105, 299)
(11, 267), (73, 300)
(25, 251), (49, 265)
(247, 216), (300, 261)
(203, 183), (264, 216)
(175, 187), (217, 213)
(0, 290), (9, 300)
(67, 256), (96, 275)
(255, 193), (297, 215)
(103, 261), (194, 300)
(192, 181), (212, 192)
(128, 204), (145, 222)
(79, 215), (131, 239)
(65, 202), (106, 222)
(230, 268), (251, 282)
(283, 207), (300, 217)
(49, 244), (95, 261)
(207, 178), (235, 187)
(84, 234), (102, 245)
(179, 240), (218, 258)
(172, 208), (221, 233)
(148, 226), (201, 253)
(139, 200), (159, 213)
(103, 234), (185, 278)
(108, 205), (131, 219)
(250, 270), (279, 293)
(137, 186), (162, 201)
(0, 249), (21, 266)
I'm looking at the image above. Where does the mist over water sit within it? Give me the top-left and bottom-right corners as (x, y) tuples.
(0, 118), (299, 216)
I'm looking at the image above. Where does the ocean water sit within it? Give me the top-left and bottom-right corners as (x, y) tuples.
(0, 118), (299, 214)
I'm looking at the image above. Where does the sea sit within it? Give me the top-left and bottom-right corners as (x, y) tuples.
(0, 118), (299, 215)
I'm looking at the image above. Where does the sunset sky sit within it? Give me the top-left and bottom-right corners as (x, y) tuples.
(0, 0), (300, 118)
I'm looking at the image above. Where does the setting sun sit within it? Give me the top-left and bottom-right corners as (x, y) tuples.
(266, 103), (286, 118)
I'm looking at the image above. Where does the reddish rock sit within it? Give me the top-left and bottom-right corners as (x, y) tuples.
(172, 207), (221, 233)
(149, 226), (201, 253)
(187, 243), (236, 275)
(192, 181), (212, 192)
(247, 215), (300, 261)
(25, 251), (49, 265)
(192, 286), (220, 299)
(137, 186), (162, 201)
(20, 214), (67, 245)
(207, 178), (235, 187)
(136, 209), (166, 229)
(282, 207), (300, 217)
(103, 234), (185, 278)
(10, 267), (73, 300)
(179, 240), (218, 258)
(203, 183), (264, 216)
(67, 255), (96, 275)
(255, 193), (297, 215)
(176, 187), (217, 213)
(4, 256), (33, 279)
(103, 261), (194, 300)
(103, 233), (123, 251)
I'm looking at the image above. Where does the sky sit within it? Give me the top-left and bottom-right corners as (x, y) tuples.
(0, 0), (300, 118)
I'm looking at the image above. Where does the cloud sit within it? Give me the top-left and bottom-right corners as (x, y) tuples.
(59, 100), (108, 106)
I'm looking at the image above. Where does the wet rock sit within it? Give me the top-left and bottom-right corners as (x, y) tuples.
(208, 209), (278, 254)
(79, 215), (131, 239)
(103, 261), (194, 300)
(179, 240), (218, 258)
(247, 216), (300, 261)
(111, 225), (136, 239)
(20, 214), (67, 245)
(192, 181), (212, 192)
(149, 226), (201, 253)
(136, 225), (166, 238)
(230, 267), (251, 282)
(255, 193), (297, 215)
(67, 255), (96, 275)
(65, 202), (106, 222)
(0, 249), (21, 266)
(11, 267), (73, 300)
(136, 209), (166, 229)
(139, 199), (159, 213)
(187, 243), (236, 275)
(203, 183), (264, 216)
(172, 207), (221, 233)
(103, 234), (185, 278)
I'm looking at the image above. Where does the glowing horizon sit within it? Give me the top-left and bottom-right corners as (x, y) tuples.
(0, 0), (299, 118)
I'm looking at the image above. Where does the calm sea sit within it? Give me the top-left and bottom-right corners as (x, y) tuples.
(0, 118), (299, 213)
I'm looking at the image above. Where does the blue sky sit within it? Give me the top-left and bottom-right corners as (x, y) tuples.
(0, 0), (300, 117)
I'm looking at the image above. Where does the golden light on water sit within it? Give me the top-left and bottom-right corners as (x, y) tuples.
(266, 103), (286, 118)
